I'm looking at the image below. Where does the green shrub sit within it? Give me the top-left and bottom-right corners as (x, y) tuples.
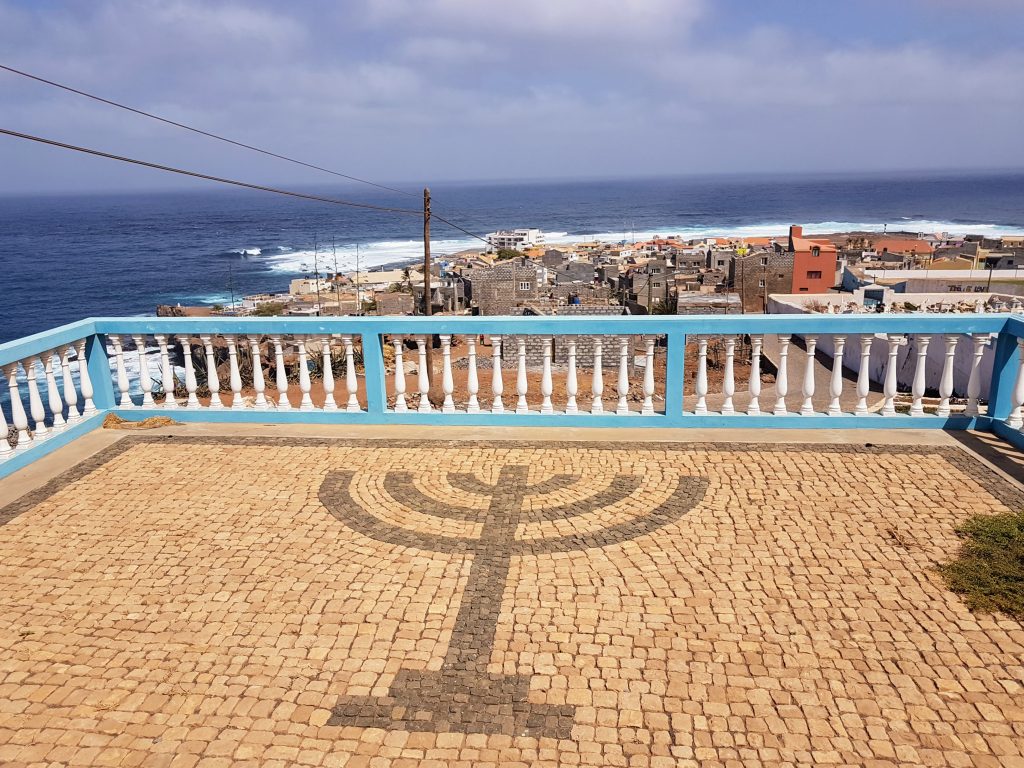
(938, 511), (1024, 619)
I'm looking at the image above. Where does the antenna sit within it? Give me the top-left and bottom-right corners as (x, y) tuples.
(333, 237), (341, 316)
(313, 234), (322, 317)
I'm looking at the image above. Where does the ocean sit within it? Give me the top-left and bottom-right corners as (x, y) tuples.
(2, 171), (1024, 344)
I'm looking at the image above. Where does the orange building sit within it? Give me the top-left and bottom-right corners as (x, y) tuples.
(788, 225), (838, 293)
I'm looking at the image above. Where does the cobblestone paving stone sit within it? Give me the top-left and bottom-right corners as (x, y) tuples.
(1, 435), (1023, 767)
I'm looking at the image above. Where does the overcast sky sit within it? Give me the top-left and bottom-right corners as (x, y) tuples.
(1, 0), (1023, 194)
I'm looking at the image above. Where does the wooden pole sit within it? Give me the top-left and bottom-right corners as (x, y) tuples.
(423, 187), (434, 388)
(423, 187), (432, 316)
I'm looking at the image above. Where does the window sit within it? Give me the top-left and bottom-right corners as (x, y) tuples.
(518, 281), (531, 291)
(807, 270), (822, 279)
(653, 281), (662, 288)
(758, 279), (766, 288)
(799, 287), (808, 292)
(760, 257), (768, 266)
(811, 247), (821, 257)
(716, 260), (725, 267)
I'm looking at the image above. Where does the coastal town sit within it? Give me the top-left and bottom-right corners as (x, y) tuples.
(162, 225), (1024, 320)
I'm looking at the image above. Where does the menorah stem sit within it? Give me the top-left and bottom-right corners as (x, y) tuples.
(442, 464), (527, 674)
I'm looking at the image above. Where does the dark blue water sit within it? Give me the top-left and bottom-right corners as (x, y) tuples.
(2, 171), (1023, 343)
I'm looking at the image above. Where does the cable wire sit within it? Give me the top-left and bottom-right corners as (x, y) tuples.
(1, 63), (493, 245)
(0, 62), (419, 198)
(0, 127), (423, 215)
(0, 126), (493, 245)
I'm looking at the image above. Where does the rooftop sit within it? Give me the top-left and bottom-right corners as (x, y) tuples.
(2, 423), (1024, 766)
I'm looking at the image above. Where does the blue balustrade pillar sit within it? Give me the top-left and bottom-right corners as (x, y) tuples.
(362, 333), (387, 414)
(85, 333), (116, 411)
(985, 330), (1020, 422)
(664, 332), (684, 417)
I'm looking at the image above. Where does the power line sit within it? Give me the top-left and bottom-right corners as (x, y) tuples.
(0, 126), (493, 245)
(0, 127), (423, 214)
(0, 62), (419, 199)
(0, 63), (492, 244)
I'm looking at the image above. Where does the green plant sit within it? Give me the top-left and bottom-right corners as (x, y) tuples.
(495, 248), (521, 260)
(252, 302), (287, 317)
(938, 511), (1024, 619)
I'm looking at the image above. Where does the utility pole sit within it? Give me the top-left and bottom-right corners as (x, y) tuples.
(313, 235), (322, 317)
(356, 242), (361, 315)
(332, 238), (341, 315)
(422, 187), (433, 386)
(423, 187), (432, 316)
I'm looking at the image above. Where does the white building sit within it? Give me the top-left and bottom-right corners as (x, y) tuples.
(485, 228), (544, 253)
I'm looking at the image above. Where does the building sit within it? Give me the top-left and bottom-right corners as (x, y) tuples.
(730, 250), (794, 313)
(485, 228), (544, 253)
(789, 225), (838, 294)
(463, 262), (541, 314)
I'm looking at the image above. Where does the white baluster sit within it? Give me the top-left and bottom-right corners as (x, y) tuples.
(440, 335), (456, 413)
(58, 345), (81, 424)
(271, 336), (291, 410)
(516, 337), (529, 414)
(24, 357), (48, 441)
(773, 335), (790, 415)
(132, 335), (155, 408)
(225, 336), (244, 410)
(181, 338), (200, 408)
(881, 335), (902, 417)
(937, 335), (959, 417)
(296, 337), (314, 411)
(540, 336), (554, 414)
(616, 336), (630, 415)
(490, 335), (504, 413)
(111, 335), (132, 407)
(466, 336), (480, 413)
(201, 335), (223, 409)
(5, 364), (31, 448)
(965, 334), (988, 417)
(642, 337), (656, 416)
(721, 338), (736, 415)
(800, 335), (818, 415)
(417, 336), (431, 412)
(43, 351), (66, 431)
(75, 339), (96, 415)
(249, 337), (268, 410)
(0, 394), (10, 458)
(910, 335), (931, 416)
(1009, 338), (1024, 430)
(828, 335), (846, 416)
(343, 335), (359, 412)
(392, 337), (408, 412)
(694, 338), (709, 415)
(320, 337), (338, 411)
(855, 334), (872, 416)
(747, 335), (762, 415)
(154, 335), (178, 409)
(591, 337), (604, 413)
(565, 337), (579, 415)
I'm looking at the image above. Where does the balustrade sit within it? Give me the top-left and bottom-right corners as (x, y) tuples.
(2, 317), (1021, 474)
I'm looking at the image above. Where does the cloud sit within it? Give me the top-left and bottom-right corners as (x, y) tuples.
(0, 0), (1021, 193)
(362, 0), (705, 40)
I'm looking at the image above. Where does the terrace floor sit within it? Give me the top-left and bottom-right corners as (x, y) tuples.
(1, 425), (1023, 767)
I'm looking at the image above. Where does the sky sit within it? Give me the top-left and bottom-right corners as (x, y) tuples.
(0, 0), (1023, 194)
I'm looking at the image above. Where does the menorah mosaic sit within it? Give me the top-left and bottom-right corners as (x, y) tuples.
(3, 435), (1024, 767)
(320, 462), (708, 737)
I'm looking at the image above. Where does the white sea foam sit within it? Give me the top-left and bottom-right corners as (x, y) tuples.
(255, 219), (1024, 276)
(233, 247), (262, 256)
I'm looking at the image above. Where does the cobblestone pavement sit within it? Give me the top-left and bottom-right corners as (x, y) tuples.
(1, 436), (1023, 767)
